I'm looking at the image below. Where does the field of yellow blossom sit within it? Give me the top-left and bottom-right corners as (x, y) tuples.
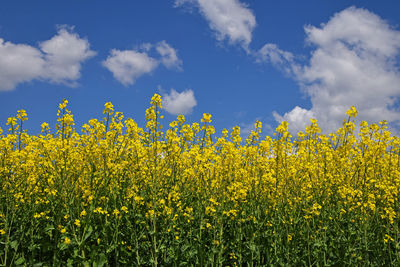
(1, 94), (400, 266)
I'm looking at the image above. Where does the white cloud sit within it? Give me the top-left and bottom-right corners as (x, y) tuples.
(156, 41), (183, 70)
(40, 27), (96, 86)
(102, 50), (159, 86)
(162, 88), (197, 115)
(256, 43), (299, 76)
(0, 26), (95, 91)
(174, 0), (195, 7)
(273, 107), (315, 134)
(0, 40), (45, 91)
(258, 7), (400, 134)
(103, 41), (182, 86)
(175, 0), (256, 48)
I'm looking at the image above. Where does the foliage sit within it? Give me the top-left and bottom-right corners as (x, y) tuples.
(1, 95), (400, 266)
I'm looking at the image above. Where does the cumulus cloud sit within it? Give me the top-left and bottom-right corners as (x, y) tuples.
(102, 50), (159, 86)
(273, 107), (315, 134)
(0, 26), (95, 91)
(0, 40), (45, 90)
(162, 89), (197, 115)
(175, 0), (256, 48)
(103, 41), (182, 86)
(39, 27), (96, 86)
(258, 7), (400, 134)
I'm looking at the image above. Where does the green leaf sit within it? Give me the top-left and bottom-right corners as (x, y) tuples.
(82, 225), (93, 243)
(45, 224), (55, 237)
(45, 224), (55, 233)
(94, 253), (107, 267)
(9, 240), (18, 250)
(106, 245), (116, 253)
(14, 257), (25, 265)
(59, 243), (68, 251)
(67, 258), (74, 267)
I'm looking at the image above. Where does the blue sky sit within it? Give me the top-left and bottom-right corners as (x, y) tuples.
(1, 0), (400, 136)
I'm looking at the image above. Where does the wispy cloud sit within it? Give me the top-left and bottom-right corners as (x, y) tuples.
(256, 43), (299, 76)
(156, 41), (183, 70)
(175, 0), (256, 49)
(0, 26), (95, 91)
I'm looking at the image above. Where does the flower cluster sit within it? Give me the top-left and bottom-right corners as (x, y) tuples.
(0, 96), (400, 265)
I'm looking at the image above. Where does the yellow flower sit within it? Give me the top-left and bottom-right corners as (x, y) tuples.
(6, 117), (17, 127)
(94, 207), (102, 213)
(134, 196), (144, 205)
(288, 234), (293, 242)
(384, 234), (394, 243)
(230, 252), (237, 260)
(0, 229), (5, 235)
(177, 115), (185, 124)
(41, 122), (50, 133)
(150, 93), (162, 108)
(58, 99), (68, 111)
(201, 113), (212, 123)
(346, 106), (358, 118)
(80, 210), (87, 217)
(113, 209), (120, 216)
(64, 237), (71, 245)
(103, 102), (114, 115)
(16, 109), (28, 121)
(74, 219), (81, 227)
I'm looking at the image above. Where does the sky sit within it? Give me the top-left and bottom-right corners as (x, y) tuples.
(1, 0), (400, 137)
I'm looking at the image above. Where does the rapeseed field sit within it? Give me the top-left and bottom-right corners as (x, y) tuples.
(1, 95), (400, 265)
